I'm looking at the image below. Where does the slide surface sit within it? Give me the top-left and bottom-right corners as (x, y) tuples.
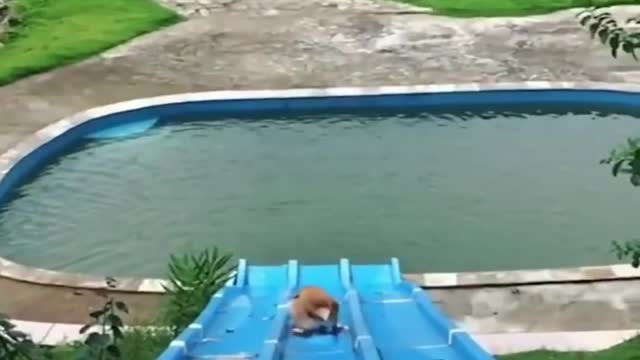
(157, 258), (495, 360)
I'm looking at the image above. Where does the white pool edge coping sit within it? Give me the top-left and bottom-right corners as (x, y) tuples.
(12, 318), (639, 355)
(2, 81), (640, 292)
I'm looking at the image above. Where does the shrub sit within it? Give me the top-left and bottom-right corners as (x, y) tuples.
(0, 313), (39, 360)
(76, 277), (128, 360)
(162, 247), (235, 335)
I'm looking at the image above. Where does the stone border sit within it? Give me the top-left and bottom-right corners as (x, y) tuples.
(403, 263), (640, 288)
(2, 81), (640, 293)
(0, 257), (168, 293)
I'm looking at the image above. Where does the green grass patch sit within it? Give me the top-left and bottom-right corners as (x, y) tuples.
(499, 335), (640, 360)
(0, 0), (180, 85)
(395, 0), (640, 17)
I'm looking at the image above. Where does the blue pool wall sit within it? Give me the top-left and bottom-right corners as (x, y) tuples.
(2, 88), (640, 208)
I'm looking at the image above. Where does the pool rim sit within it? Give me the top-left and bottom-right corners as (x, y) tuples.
(2, 81), (640, 293)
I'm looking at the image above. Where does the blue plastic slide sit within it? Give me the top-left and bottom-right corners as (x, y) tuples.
(157, 258), (495, 360)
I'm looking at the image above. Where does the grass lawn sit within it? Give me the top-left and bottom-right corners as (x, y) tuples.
(396, 0), (640, 17)
(499, 336), (640, 360)
(0, 0), (180, 86)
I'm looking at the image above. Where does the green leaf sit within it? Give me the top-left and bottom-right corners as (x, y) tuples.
(579, 13), (592, 26)
(84, 332), (111, 347)
(106, 314), (123, 328)
(114, 301), (129, 314)
(79, 323), (94, 334)
(111, 325), (124, 340)
(593, 11), (612, 20)
(612, 240), (622, 252)
(0, 318), (15, 330)
(15, 338), (36, 352)
(84, 332), (100, 347)
(604, 19), (618, 28)
(7, 329), (28, 339)
(106, 344), (122, 358)
(98, 333), (112, 346)
(610, 33), (621, 58)
(612, 159), (626, 176)
(630, 150), (640, 171)
(105, 277), (118, 288)
(89, 310), (105, 319)
(626, 15), (640, 24)
(612, 241), (625, 259)
(589, 22), (600, 38)
(597, 27), (609, 44)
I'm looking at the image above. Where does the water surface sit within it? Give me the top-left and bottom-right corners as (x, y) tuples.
(0, 108), (637, 277)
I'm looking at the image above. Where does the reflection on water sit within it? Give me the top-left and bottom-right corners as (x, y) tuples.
(0, 109), (638, 277)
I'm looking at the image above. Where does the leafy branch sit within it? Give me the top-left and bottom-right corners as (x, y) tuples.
(580, 7), (640, 267)
(77, 277), (128, 360)
(576, 7), (640, 60)
(600, 137), (640, 186)
(613, 240), (640, 268)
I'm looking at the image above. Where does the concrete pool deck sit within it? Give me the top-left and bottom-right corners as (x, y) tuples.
(2, 0), (640, 351)
(4, 273), (640, 354)
(4, 264), (640, 328)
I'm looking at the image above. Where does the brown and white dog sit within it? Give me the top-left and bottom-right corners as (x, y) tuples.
(289, 286), (344, 336)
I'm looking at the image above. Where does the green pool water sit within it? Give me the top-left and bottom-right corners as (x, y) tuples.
(0, 108), (638, 277)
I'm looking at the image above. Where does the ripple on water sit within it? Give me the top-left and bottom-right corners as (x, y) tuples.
(0, 109), (637, 277)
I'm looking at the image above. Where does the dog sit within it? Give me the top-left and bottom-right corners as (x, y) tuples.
(289, 286), (345, 336)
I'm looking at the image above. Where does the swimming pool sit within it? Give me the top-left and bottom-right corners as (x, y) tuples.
(0, 85), (638, 278)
